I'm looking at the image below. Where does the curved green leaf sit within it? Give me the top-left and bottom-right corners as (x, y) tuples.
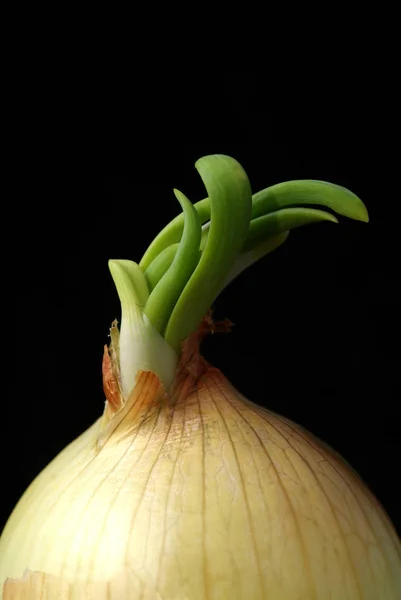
(143, 189), (202, 335)
(164, 155), (252, 351)
(251, 180), (369, 222)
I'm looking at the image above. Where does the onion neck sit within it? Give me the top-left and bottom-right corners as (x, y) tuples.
(99, 314), (224, 446)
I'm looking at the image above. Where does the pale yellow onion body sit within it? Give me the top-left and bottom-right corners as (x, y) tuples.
(1, 364), (400, 599)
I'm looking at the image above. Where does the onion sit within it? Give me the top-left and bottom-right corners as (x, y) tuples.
(1, 155), (400, 599)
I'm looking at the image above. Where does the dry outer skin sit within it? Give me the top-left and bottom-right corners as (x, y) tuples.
(2, 322), (401, 599)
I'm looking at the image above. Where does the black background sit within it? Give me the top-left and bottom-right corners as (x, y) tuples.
(2, 73), (400, 540)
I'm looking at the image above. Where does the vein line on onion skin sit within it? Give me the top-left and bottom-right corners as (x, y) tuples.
(262, 409), (365, 598)
(195, 387), (210, 600)
(122, 398), (177, 568)
(205, 375), (267, 598)
(61, 372), (159, 579)
(41, 375), (159, 541)
(273, 409), (400, 559)
(85, 389), (164, 579)
(209, 372), (318, 600)
(251, 404), (399, 585)
(24, 437), (101, 546)
(270, 411), (401, 579)
(153, 392), (188, 596)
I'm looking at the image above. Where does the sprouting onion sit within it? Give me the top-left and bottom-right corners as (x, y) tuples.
(1, 155), (400, 599)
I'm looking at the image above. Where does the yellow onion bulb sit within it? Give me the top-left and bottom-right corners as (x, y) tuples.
(1, 353), (400, 599)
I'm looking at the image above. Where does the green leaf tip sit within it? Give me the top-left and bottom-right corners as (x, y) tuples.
(251, 180), (369, 224)
(108, 259), (149, 310)
(139, 197), (211, 271)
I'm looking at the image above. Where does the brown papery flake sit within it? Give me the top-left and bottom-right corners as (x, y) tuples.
(102, 344), (123, 412)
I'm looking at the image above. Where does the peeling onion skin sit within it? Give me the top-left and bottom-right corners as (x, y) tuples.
(1, 361), (400, 599)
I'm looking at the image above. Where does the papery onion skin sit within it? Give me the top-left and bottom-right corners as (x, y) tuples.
(1, 355), (400, 599)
